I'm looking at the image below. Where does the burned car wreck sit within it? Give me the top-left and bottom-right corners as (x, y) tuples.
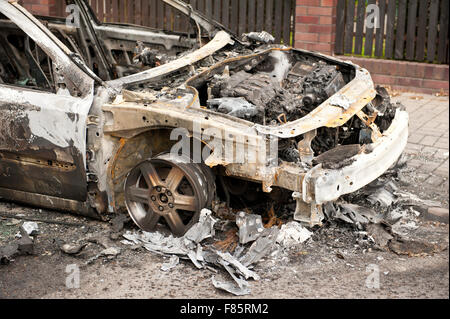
(0, 0), (408, 237)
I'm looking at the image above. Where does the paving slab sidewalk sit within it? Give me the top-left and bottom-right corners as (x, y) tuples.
(392, 92), (449, 193)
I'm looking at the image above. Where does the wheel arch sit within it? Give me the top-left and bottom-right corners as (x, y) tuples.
(107, 127), (214, 212)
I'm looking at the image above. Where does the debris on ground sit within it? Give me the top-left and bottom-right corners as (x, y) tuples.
(120, 208), (280, 295)
(276, 221), (312, 247)
(86, 246), (121, 265)
(0, 223), (36, 264)
(110, 214), (130, 232)
(161, 255), (180, 272)
(184, 209), (218, 244)
(235, 212), (265, 244)
(212, 275), (251, 296)
(60, 243), (87, 255)
(22, 222), (39, 236)
(239, 227), (280, 267)
(323, 166), (448, 256)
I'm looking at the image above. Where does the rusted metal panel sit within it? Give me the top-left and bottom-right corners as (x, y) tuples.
(107, 30), (232, 90)
(0, 187), (100, 219)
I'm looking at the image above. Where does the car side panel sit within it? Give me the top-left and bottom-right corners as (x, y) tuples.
(0, 85), (91, 201)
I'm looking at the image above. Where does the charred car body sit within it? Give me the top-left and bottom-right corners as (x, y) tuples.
(0, 0), (408, 236)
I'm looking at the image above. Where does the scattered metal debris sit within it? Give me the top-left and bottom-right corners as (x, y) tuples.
(276, 221), (312, 247)
(120, 209), (283, 295)
(211, 276), (251, 296)
(240, 227), (280, 267)
(123, 231), (190, 255)
(235, 212), (265, 244)
(161, 255), (180, 272)
(367, 188), (396, 207)
(323, 171), (448, 257)
(216, 250), (260, 280)
(0, 225), (35, 264)
(184, 209), (217, 244)
(324, 202), (385, 229)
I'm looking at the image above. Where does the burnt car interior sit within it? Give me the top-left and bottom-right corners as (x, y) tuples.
(0, 13), (55, 91)
(0, 1), (201, 84)
(36, 1), (201, 80)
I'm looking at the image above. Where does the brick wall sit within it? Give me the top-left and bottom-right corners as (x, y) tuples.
(19, 0), (58, 17)
(293, 0), (448, 94)
(339, 56), (449, 95)
(294, 0), (337, 55)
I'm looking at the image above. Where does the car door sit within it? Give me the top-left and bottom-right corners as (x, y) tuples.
(0, 2), (94, 202)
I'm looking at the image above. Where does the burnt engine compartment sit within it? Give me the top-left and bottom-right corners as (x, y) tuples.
(125, 44), (399, 166)
(199, 49), (399, 164)
(206, 53), (348, 125)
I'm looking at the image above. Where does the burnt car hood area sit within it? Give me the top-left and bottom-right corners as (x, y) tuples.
(0, 0), (448, 300)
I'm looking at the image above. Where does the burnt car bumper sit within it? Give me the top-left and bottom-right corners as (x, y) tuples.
(303, 108), (409, 204)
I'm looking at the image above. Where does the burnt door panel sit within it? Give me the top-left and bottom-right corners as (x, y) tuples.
(0, 84), (91, 201)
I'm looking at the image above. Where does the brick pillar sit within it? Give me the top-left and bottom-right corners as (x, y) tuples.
(19, 0), (58, 17)
(294, 0), (337, 56)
